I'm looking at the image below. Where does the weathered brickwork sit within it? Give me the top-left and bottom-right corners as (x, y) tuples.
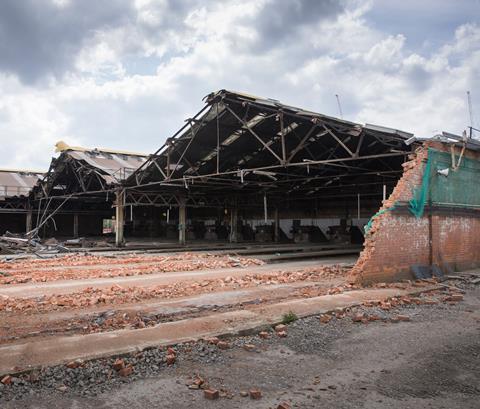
(350, 141), (480, 284)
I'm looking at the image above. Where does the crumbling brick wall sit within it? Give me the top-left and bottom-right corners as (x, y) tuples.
(350, 141), (480, 284)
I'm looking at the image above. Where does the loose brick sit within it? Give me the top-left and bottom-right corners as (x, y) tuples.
(277, 402), (291, 409)
(275, 324), (287, 332)
(397, 315), (411, 322)
(250, 389), (262, 399)
(217, 341), (230, 350)
(319, 314), (332, 324)
(165, 354), (176, 365)
(204, 389), (219, 400)
(1, 375), (12, 385)
(112, 358), (125, 371)
(118, 365), (133, 377)
(352, 313), (365, 322)
(259, 331), (270, 339)
(244, 344), (256, 352)
(277, 330), (287, 338)
(445, 294), (464, 302)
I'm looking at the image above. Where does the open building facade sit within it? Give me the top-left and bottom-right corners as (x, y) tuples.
(1, 90), (479, 283)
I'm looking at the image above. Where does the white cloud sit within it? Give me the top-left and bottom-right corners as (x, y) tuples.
(0, 0), (479, 171)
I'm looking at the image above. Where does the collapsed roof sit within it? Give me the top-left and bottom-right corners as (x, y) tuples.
(126, 90), (414, 208)
(0, 169), (43, 200)
(32, 143), (147, 199)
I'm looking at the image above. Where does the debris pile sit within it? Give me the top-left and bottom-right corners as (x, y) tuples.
(0, 264), (351, 314)
(0, 253), (264, 285)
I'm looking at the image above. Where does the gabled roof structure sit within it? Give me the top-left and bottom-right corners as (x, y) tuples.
(0, 169), (43, 200)
(33, 142), (147, 199)
(126, 90), (414, 208)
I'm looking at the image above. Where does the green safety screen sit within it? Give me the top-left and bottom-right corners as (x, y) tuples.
(365, 147), (480, 232)
(410, 148), (480, 218)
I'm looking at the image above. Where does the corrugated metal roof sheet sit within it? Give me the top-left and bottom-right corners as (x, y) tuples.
(65, 149), (147, 183)
(0, 169), (43, 200)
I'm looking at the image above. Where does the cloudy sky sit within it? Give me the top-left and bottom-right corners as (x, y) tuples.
(0, 0), (479, 170)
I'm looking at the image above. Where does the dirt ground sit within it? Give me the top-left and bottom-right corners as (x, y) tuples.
(3, 280), (479, 409)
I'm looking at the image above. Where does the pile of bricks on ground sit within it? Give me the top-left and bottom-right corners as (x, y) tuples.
(0, 264), (351, 314)
(318, 285), (466, 324)
(0, 253), (264, 285)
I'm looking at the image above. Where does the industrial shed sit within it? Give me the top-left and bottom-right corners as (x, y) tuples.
(0, 168), (43, 235)
(28, 142), (148, 240)
(119, 90), (414, 253)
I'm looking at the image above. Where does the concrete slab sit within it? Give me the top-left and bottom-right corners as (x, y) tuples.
(0, 287), (418, 376)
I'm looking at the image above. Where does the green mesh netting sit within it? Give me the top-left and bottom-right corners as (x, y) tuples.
(364, 147), (480, 233)
(364, 204), (397, 234)
(408, 151), (432, 218)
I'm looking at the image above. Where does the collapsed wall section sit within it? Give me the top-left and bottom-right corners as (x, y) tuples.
(350, 141), (480, 284)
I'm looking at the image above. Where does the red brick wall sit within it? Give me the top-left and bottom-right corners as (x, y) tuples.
(350, 142), (480, 284)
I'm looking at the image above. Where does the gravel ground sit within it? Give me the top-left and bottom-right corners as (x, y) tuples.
(1, 278), (479, 408)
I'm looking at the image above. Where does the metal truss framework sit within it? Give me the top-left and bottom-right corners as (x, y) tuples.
(126, 90), (414, 206)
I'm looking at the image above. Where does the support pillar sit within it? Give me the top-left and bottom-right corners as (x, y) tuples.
(26, 209), (33, 234)
(178, 197), (186, 246)
(274, 207), (280, 242)
(229, 207), (238, 243)
(73, 213), (79, 238)
(115, 190), (125, 247)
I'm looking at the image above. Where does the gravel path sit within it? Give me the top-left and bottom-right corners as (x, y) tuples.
(2, 278), (479, 408)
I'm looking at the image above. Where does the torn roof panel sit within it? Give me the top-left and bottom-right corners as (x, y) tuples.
(0, 169), (43, 200)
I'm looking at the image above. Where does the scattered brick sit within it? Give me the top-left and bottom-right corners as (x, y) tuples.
(204, 389), (219, 400)
(352, 313), (365, 322)
(217, 341), (230, 350)
(118, 365), (133, 377)
(250, 389), (262, 399)
(277, 330), (287, 338)
(277, 402), (291, 409)
(112, 358), (125, 371)
(166, 354), (176, 365)
(396, 315), (411, 322)
(244, 344), (256, 352)
(259, 331), (270, 339)
(319, 314), (332, 324)
(444, 294), (464, 302)
(1, 375), (12, 385)
(275, 324), (287, 332)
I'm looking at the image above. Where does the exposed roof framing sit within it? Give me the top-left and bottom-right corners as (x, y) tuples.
(33, 147), (147, 199)
(127, 90), (414, 204)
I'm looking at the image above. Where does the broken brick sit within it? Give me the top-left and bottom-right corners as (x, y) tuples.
(259, 331), (270, 339)
(1, 375), (12, 385)
(352, 313), (365, 322)
(118, 365), (133, 377)
(217, 341), (230, 350)
(250, 389), (262, 399)
(277, 330), (287, 338)
(243, 344), (256, 352)
(112, 358), (125, 371)
(319, 314), (332, 324)
(275, 324), (287, 332)
(444, 294), (464, 302)
(165, 354), (176, 365)
(204, 389), (219, 400)
(277, 402), (291, 409)
(396, 315), (411, 322)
